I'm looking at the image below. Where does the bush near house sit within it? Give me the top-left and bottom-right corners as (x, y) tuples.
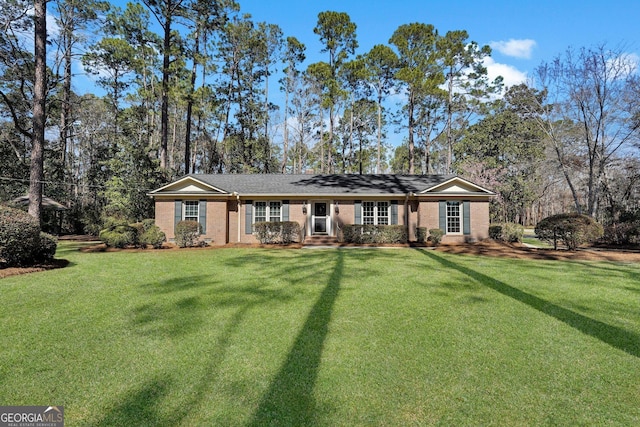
(0, 205), (58, 267)
(535, 213), (603, 250)
(489, 223), (524, 242)
(99, 219), (166, 249)
(428, 228), (444, 245)
(175, 220), (203, 248)
(254, 221), (301, 244)
(416, 227), (428, 243)
(99, 224), (139, 248)
(341, 225), (408, 244)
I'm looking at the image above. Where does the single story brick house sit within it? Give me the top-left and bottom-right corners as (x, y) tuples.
(149, 174), (494, 245)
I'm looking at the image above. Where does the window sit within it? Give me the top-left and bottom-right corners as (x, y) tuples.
(362, 201), (390, 225)
(254, 201), (282, 223)
(184, 200), (199, 222)
(446, 201), (461, 234)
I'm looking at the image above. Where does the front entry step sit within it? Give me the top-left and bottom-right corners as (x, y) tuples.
(303, 235), (339, 247)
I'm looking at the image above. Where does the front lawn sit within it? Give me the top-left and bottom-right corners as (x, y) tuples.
(1, 243), (639, 426)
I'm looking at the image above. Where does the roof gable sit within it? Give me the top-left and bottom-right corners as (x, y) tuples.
(149, 176), (229, 195)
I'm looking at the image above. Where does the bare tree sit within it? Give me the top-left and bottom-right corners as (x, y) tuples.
(534, 44), (640, 217)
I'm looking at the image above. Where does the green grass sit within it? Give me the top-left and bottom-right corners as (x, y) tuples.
(1, 242), (639, 426)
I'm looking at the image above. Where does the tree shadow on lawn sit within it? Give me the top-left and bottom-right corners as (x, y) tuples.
(248, 250), (345, 426)
(95, 251), (349, 425)
(419, 250), (640, 359)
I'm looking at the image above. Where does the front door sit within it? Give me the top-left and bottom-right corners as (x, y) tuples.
(313, 202), (328, 234)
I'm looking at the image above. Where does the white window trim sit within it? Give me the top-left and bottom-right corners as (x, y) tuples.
(253, 200), (282, 223)
(362, 201), (390, 226)
(446, 201), (462, 235)
(183, 200), (199, 222)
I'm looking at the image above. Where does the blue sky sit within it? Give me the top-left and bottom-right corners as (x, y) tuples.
(236, 0), (640, 87)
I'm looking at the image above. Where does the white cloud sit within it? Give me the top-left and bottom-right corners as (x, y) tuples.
(483, 57), (528, 89)
(490, 39), (537, 59)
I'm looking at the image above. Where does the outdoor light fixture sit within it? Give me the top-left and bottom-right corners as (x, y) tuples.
(302, 201), (307, 215)
(334, 201), (339, 214)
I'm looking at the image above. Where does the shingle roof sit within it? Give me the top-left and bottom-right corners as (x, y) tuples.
(189, 174), (457, 195)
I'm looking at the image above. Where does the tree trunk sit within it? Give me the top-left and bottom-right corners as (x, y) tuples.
(29, 0), (47, 223)
(184, 28), (199, 175)
(159, 10), (172, 170)
(408, 91), (415, 174)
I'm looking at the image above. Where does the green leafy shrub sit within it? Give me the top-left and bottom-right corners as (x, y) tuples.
(0, 205), (41, 266)
(34, 232), (58, 262)
(254, 221), (301, 244)
(175, 220), (202, 248)
(535, 213), (603, 250)
(99, 225), (139, 248)
(140, 224), (166, 249)
(428, 228), (444, 245)
(489, 223), (524, 242)
(489, 225), (503, 240)
(341, 225), (408, 244)
(416, 227), (428, 243)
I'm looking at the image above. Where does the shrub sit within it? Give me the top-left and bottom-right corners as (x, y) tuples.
(489, 225), (503, 240)
(0, 205), (41, 267)
(600, 221), (640, 246)
(175, 220), (202, 248)
(428, 228), (444, 245)
(341, 225), (408, 244)
(140, 225), (166, 249)
(416, 227), (428, 243)
(34, 232), (58, 262)
(254, 221), (301, 244)
(535, 213), (603, 250)
(489, 223), (524, 242)
(99, 225), (139, 248)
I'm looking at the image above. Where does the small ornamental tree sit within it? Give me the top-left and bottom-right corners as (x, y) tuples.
(535, 213), (603, 250)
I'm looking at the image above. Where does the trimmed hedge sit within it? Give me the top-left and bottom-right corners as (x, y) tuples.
(99, 219), (166, 249)
(254, 221), (301, 244)
(99, 224), (139, 248)
(140, 225), (166, 249)
(428, 228), (444, 245)
(535, 213), (603, 250)
(416, 227), (428, 243)
(341, 225), (407, 244)
(0, 205), (42, 266)
(34, 232), (58, 262)
(490, 222), (524, 243)
(175, 220), (203, 248)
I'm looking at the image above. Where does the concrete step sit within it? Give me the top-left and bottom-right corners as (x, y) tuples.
(303, 235), (339, 247)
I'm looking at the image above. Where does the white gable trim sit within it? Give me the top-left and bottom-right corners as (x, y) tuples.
(148, 176), (229, 195)
(419, 177), (494, 195)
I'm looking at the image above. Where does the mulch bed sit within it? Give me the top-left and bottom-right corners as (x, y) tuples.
(2, 240), (638, 280)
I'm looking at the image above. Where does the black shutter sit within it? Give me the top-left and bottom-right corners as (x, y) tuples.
(174, 200), (182, 233)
